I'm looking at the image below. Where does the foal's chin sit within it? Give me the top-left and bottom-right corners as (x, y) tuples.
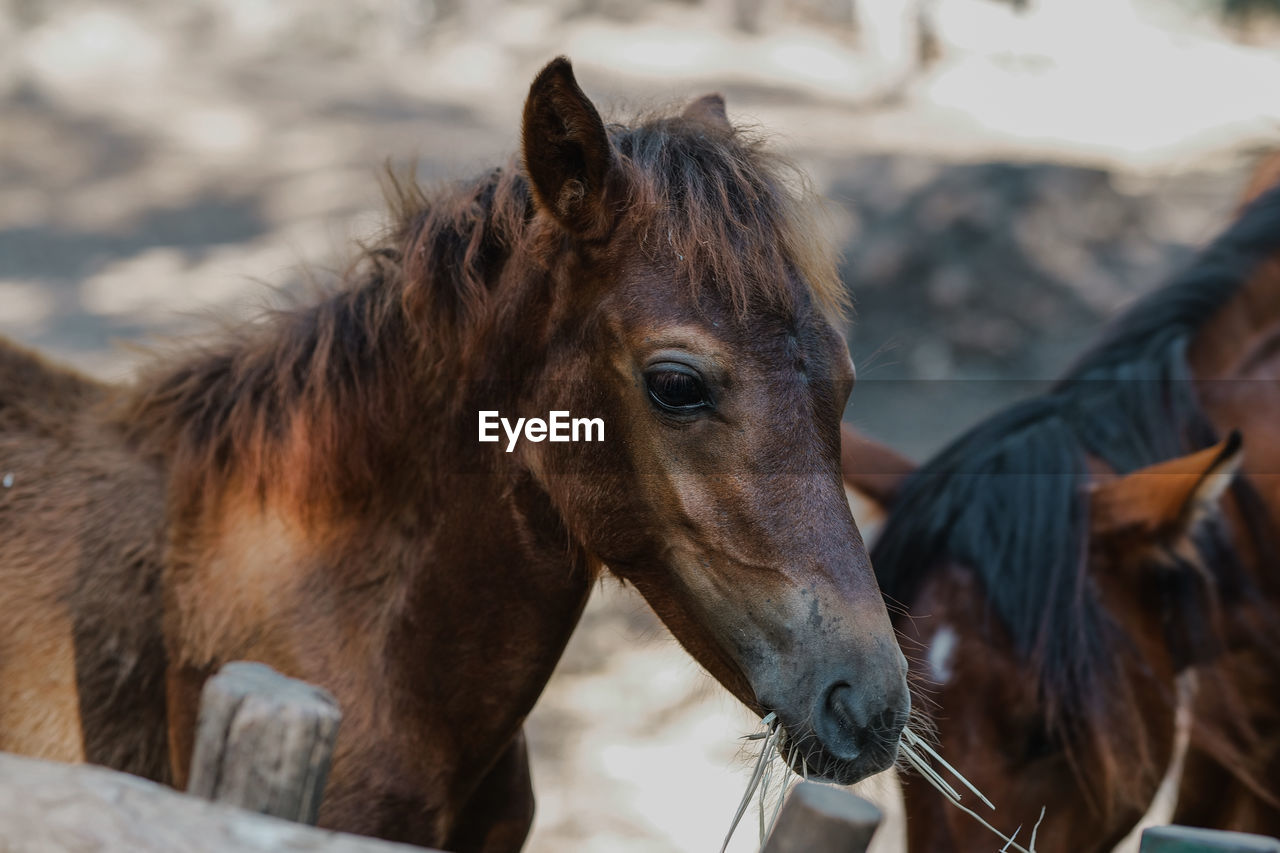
(776, 727), (901, 787)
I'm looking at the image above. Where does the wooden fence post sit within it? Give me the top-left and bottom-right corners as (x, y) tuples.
(187, 661), (342, 825)
(1141, 826), (1280, 853)
(761, 781), (882, 853)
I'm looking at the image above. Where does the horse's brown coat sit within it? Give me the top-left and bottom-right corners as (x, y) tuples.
(842, 427), (1244, 852)
(842, 171), (1280, 849)
(0, 59), (908, 852)
(1167, 157), (1280, 835)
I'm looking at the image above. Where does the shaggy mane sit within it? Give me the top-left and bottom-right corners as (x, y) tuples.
(114, 105), (842, 510)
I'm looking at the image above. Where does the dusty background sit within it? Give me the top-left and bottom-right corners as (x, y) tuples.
(2, 0), (1278, 850)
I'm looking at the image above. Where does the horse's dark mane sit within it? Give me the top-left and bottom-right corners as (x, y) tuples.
(872, 183), (1280, 805)
(115, 106), (840, 508)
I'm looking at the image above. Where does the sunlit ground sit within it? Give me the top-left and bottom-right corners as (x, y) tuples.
(0, 0), (1273, 849)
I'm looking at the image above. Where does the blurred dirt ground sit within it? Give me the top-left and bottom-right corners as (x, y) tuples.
(2, 1), (1278, 850)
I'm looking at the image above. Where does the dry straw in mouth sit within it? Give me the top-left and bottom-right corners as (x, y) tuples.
(722, 719), (1045, 853)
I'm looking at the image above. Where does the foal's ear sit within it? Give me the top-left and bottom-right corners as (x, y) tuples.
(1090, 431), (1243, 541)
(841, 423), (916, 544)
(682, 93), (732, 132)
(522, 57), (616, 238)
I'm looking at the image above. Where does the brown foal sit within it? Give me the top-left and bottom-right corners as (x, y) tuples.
(0, 59), (909, 851)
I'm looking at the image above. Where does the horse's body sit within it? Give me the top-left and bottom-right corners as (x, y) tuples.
(843, 182), (1280, 851)
(0, 60), (910, 852)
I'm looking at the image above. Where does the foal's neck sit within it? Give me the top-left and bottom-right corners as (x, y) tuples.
(128, 197), (594, 803)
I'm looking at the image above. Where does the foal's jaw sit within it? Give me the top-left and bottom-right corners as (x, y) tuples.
(623, 538), (910, 785)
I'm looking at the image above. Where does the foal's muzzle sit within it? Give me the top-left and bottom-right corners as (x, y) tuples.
(802, 670), (910, 785)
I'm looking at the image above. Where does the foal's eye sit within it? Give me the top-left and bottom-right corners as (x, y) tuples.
(645, 363), (710, 414)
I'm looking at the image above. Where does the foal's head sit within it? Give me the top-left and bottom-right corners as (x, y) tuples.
(503, 59), (908, 783)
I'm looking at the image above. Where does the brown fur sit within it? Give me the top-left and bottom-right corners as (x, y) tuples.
(0, 341), (171, 778)
(842, 426), (1244, 851)
(0, 58), (907, 852)
(842, 173), (1280, 848)
(1168, 155), (1280, 834)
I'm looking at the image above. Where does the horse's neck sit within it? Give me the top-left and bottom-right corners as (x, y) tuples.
(150, 249), (594, 812)
(323, 269), (596, 826)
(385, 475), (593, 749)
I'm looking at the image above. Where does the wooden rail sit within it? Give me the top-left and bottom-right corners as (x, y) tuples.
(0, 752), (434, 853)
(3, 660), (1277, 853)
(0, 661), (418, 852)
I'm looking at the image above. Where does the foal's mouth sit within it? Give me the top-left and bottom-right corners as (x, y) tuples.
(770, 718), (901, 786)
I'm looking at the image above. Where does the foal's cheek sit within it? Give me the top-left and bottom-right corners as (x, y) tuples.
(534, 439), (653, 565)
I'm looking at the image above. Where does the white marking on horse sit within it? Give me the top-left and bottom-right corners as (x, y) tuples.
(927, 624), (957, 684)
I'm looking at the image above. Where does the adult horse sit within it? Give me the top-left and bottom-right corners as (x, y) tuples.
(0, 59), (909, 852)
(842, 181), (1280, 850)
(1167, 153), (1280, 835)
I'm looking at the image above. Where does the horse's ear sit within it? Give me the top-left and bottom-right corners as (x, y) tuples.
(522, 57), (615, 238)
(841, 423), (916, 545)
(1090, 431), (1243, 542)
(682, 93), (731, 132)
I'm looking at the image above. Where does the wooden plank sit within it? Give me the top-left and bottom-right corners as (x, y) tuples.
(1141, 825), (1280, 853)
(187, 661), (342, 825)
(0, 751), (433, 853)
(761, 780), (882, 853)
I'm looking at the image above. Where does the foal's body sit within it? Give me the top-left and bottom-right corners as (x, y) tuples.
(0, 348), (168, 775)
(0, 60), (910, 852)
(0, 275), (565, 847)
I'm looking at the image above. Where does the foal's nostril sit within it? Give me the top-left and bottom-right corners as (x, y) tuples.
(822, 682), (870, 754)
(824, 684), (858, 727)
(819, 682), (908, 760)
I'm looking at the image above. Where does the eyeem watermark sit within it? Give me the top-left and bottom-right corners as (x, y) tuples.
(479, 411), (605, 452)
